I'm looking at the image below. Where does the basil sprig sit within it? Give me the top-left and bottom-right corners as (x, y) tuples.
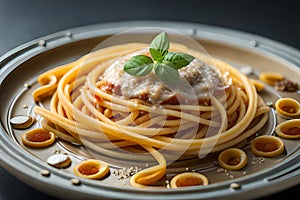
(124, 32), (194, 84)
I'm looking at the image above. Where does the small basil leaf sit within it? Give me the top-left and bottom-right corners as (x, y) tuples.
(124, 55), (153, 76)
(149, 48), (164, 62)
(164, 52), (195, 69)
(161, 60), (177, 70)
(154, 63), (180, 84)
(150, 32), (169, 58)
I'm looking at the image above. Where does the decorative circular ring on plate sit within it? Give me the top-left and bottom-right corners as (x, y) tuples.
(170, 172), (209, 188)
(73, 159), (110, 180)
(275, 119), (300, 139)
(21, 128), (55, 148)
(275, 98), (300, 118)
(218, 148), (248, 170)
(250, 135), (285, 157)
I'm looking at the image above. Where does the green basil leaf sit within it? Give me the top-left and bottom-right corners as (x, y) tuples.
(124, 55), (153, 76)
(154, 63), (180, 84)
(164, 52), (194, 69)
(149, 48), (164, 62)
(150, 32), (169, 59)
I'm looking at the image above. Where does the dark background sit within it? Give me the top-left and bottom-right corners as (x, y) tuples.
(0, 0), (299, 199)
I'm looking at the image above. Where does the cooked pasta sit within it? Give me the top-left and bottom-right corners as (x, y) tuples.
(32, 42), (270, 187)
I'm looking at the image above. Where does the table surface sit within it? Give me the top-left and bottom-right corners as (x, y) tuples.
(0, 0), (299, 199)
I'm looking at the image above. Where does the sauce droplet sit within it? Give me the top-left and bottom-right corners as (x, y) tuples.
(281, 105), (297, 113)
(78, 165), (99, 175)
(226, 157), (241, 166)
(283, 127), (300, 136)
(176, 177), (204, 187)
(254, 141), (278, 152)
(26, 131), (51, 142)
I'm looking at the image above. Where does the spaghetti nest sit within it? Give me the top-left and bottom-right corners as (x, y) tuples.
(33, 43), (270, 188)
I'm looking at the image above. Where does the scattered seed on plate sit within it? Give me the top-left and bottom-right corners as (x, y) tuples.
(165, 180), (170, 188)
(112, 166), (141, 180)
(230, 183), (241, 190)
(40, 169), (50, 177)
(22, 104), (28, 109)
(24, 83), (31, 88)
(71, 178), (81, 185)
(217, 168), (225, 173)
(38, 40), (46, 46)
